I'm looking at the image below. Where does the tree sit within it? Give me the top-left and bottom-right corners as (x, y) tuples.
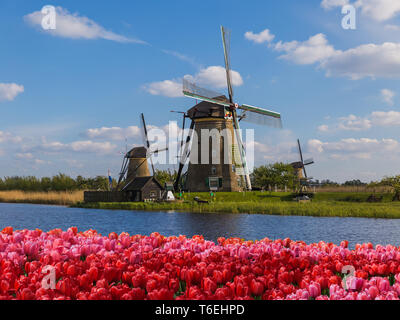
(378, 175), (400, 201)
(251, 162), (298, 190)
(343, 179), (366, 186)
(154, 170), (177, 187)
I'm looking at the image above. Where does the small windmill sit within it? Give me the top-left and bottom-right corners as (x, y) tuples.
(116, 113), (167, 191)
(174, 26), (282, 192)
(291, 139), (314, 192)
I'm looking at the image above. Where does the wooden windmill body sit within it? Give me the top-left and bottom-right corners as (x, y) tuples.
(185, 101), (244, 192)
(173, 26), (283, 192)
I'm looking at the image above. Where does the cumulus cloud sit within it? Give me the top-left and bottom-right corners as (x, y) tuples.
(381, 89), (395, 105)
(319, 110), (400, 132)
(308, 137), (400, 159)
(85, 126), (142, 141)
(185, 66), (243, 89)
(321, 0), (400, 22)
(0, 83), (24, 102)
(143, 80), (183, 98)
(0, 131), (22, 143)
(245, 29), (275, 44)
(24, 7), (145, 43)
(32, 139), (117, 154)
(274, 33), (337, 65)
(144, 66), (243, 97)
(321, 0), (350, 9)
(273, 32), (400, 79)
(15, 153), (34, 159)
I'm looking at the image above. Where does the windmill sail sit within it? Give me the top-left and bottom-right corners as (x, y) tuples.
(221, 26), (234, 103)
(183, 79), (230, 107)
(140, 113), (155, 175)
(239, 104), (282, 128)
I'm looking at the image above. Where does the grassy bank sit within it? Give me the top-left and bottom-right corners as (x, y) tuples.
(74, 200), (400, 219)
(0, 190), (84, 206)
(2, 190), (400, 219)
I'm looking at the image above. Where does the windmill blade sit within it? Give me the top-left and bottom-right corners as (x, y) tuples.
(149, 147), (169, 155)
(304, 158), (314, 166)
(174, 119), (195, 191)
(183, 79), (231, 107)
(231, 110), (252, 190)
(297, 139), (308, 179)
(140, 113), (155, 175)
(221, 26), (234, 103)
(239, 104), (282, 128)
(116, 156), (129, 190)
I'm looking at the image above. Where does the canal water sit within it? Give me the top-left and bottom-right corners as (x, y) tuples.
(1, 203), (400, 248)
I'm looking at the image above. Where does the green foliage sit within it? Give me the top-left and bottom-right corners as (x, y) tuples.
(343, 179), (367, 186)
(378, 175), (400, 193)
(154, 170), (177, 187)
(0, 173), (112, 191)
(251, 162), (298, 190)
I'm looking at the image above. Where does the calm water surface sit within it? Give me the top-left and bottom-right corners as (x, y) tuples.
(1, 203), (400, 248)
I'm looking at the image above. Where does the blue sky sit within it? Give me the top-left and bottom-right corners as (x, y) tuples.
(0, 0), (400, 182)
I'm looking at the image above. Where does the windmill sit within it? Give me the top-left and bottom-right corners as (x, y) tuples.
(291, 139), (314, 192)
(173, 26), (282, 192)
(116, 113), (167, 191)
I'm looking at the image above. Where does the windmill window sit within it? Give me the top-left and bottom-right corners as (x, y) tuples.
(150, 191), (156, 198)
(211, 166), (217, 175)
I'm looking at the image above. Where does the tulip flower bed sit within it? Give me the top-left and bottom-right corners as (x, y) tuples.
(2, 227), (400, 300)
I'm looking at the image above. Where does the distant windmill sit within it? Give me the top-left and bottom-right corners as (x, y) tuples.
(173, 26), (282, 192)
(116, 113), (167, 191)
(291, 139), (314, 192)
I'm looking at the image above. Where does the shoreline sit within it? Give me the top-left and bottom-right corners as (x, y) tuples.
(1, 190), (400, 219)
(72, 200), (400, 219)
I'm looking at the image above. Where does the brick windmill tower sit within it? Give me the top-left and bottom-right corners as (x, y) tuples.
(174, 26), (283, 192)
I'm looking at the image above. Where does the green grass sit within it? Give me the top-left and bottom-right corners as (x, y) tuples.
(176, 191), (395, 203)
(74, 198), (400, 219)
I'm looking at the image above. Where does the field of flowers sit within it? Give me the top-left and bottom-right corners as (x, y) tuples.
(1, 227), (400, 300)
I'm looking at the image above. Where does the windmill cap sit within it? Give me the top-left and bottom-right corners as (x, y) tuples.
(290, 161), (304, 169)
(187, 99), (228, 119)
(127, 146), (147, 158)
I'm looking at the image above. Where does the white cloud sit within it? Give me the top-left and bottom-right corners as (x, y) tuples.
(321, 0), (400, 21)
(337, 114), (372, 131)
(273, 32), (400, 79)
(385, 24), (400, 31)
(143, 80), (183, 98)
(274, 34), (337, 65)
(34, 139), (117, 154)
(144, 66), (243, 97)
(355, 0), (400, 22)
(86, 126), (142, 141)
(322, 42), (400, 79)
(185, 66), (243, 89)
(308, 138), (400, 159)
(15, 153), (34, 159)
(0, 131), (22, 143)
(0, 83), (24, 102)
(318, 124), (330, 132)
(24, 7), (145, 44)
(245, 29), (275, 44)
(319, 110), (400, 132)
(321, 0), (349, 9)
(371, 111), (400, 126)
(381, 89), (395, 105)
